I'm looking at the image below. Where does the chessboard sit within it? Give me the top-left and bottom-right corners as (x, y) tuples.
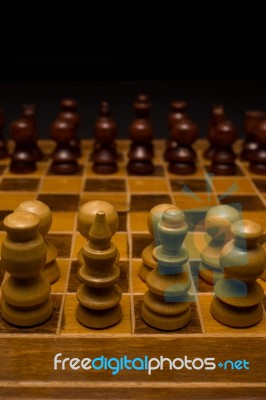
(0, 139), (266, 400)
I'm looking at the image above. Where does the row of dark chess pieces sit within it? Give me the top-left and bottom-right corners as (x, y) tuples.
(0, 95), (266, 175)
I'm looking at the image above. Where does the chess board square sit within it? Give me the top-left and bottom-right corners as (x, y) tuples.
(129, 178), (169, 193)
(130, 194), (172, 211)
(253, 179), (266, 193)
(80, 193), (128, 212)
(40, 177), (83, 193)
(117, 212), (127, 232)
(132, 234), (151, 259)
(173, 193), (218, 210)
(130, 212), (149, 232)
(128, 165), (165, 177)
(219, 195), (266, 211)
(198, 294), (266, 334)
(84, 179), (126, 192)
(47, 165), (84, 176)
(46, 234), (73, 258)
(189, 260), (214, 293)
(51, 259), (71, 294)
(0, 294), (62, 334)
(0, 194), (36, 210)
(213, 178), (255, 194)
(0, 178), (40, 191)
(37, 194), (80, 211)
(170, 179), (208, 192)
(133, 295), (202, 334)
(50, 212), (76, 232)
(0, 210), (12, 230)
(61, 294), (132, 335)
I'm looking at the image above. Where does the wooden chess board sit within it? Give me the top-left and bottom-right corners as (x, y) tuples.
(0, 140), (266, 400)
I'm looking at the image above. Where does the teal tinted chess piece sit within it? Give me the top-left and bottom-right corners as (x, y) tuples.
(141, 208), (191, 330)
(199, 205), (241, 285)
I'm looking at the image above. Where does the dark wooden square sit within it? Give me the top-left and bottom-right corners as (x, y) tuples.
(170, 179), (208, 192)
(118, 212), (127, 232)
(84, 179), (126, 192)
(46, 234), (73, 258)
(132, 234), (151, 259)
(0, 178), (40, 191)
(253, 179), (266, 193)
(0, 294), (62, 334)
(134, 295), (202, 334)
(37, 194), (80, 211)
(218, 195), (266, 211)
(189, 261), (214, 293)
(130, 194), (172, 211)
(184, 209), (207, 232)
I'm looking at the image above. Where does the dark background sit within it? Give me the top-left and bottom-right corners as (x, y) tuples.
(0, 53), (265, 139)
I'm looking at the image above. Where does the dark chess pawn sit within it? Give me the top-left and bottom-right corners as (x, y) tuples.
(59, 98), (81, 158)
(127, 94), (154, 175)
(92, 101), (118, 174)
(250, 119), (266, 174)
(204, 105), (226, 160)
(22, 104), (43, 161)
(211, 121), (238, 175)
(50, 118), (79, 175)
(241, 111), (266, 161)
(10, 118), (36, 173)
(0, 108), (9, 159)
(164, 100), (187, 161)
(167, 118), (198, 174)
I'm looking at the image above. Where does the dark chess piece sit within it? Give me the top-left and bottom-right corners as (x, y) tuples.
(127, 94), (154, 175)
(10, 118), (36, 173)
(211, 219), (266, 327)
(164, 100), (187, 161)
(211, 121), (238, 175)
(59, 98), (81, 158)
(167, 118), (198, 174)
(249, 119), (266, 174)
(0, 108), (9, 159)
(22, 104), (43, 161)
(50, 118), (79, 175)
(204, 105), (226, 160)
(92, 101), (118, 174)
(241, 111), (266, 161)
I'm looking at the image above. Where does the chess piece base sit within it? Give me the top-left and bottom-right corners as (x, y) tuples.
(1, 298), (53, 327)
(250, 163), (266, 175)
(127, 161), (154, 175)
(76, 303), (122, 329)
(168, 162), (196, 175)
(92, 163), (118, 174)
(139, 262), (153, 282)
(10, 162), (36, 174)
(141, 303), (191, 330)
(50, 162), (80, 175)
(210, 296), (263, 328)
